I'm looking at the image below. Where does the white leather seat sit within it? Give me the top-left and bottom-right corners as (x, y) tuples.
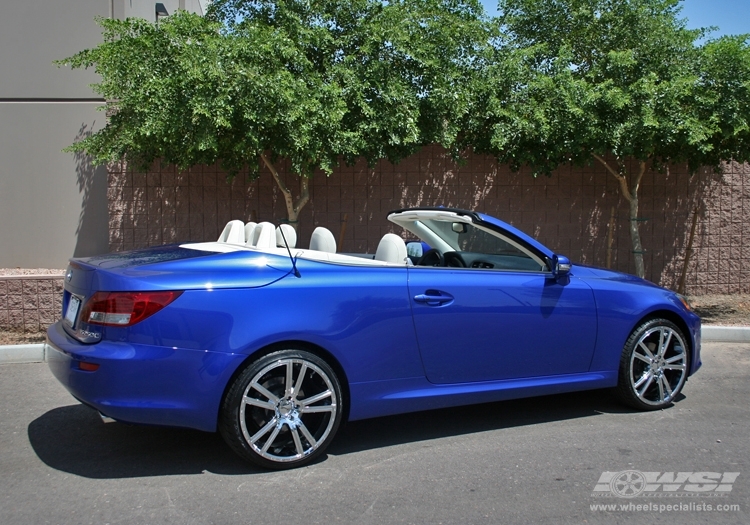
(249, 222), (276, 249)
(276, 224), (297, 248)
(244, 222), (257, 244)
(309, 227), (337, 253)
(375, 233), (408, 264)
(217, 220), (245, 244)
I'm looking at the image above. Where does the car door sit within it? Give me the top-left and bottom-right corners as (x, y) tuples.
(407, 266), (598, 384)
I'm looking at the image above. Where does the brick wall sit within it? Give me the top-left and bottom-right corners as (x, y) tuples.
(2, 148), (743, 334)
(0, 276), (63, 334)
(106, 146), (749, 295)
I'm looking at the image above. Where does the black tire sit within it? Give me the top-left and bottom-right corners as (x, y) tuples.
(219, 349), (343, 469)
(615, 318), (689, 411)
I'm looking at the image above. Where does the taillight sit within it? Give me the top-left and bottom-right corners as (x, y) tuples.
(81, 291), (183, 327)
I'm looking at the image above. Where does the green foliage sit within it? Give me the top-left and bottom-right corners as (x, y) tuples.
(470, 0), (750, 175)
(691, 35), (750, 170)
(60, 1), (492, 180)
(465, 0), (750, 278)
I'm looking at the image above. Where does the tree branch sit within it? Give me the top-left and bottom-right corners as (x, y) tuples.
(592, 153), (619, 178)
(632, 160), (646, 195)
(260, 152), (289, 195)
(296, 177), (310, 214)
(593, 153), (632, 202)
(260, 152), (295, 216)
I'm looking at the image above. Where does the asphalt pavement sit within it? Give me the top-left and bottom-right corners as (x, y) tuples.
(1, 342), (748, 525)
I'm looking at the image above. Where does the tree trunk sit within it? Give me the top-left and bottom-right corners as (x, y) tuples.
(260, 153), (310, 231)
(629, 195), (645, 278)
(593, 155), (647, 278)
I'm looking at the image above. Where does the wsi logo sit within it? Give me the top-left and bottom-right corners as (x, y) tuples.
(592, 471), (740, 498)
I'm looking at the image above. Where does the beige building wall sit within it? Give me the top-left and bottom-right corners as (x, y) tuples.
(0, 0), (207, 269)
(0, 0), (110, 268)
(0, 104), (108, 268)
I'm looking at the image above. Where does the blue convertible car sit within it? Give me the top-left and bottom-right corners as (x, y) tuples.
(47, 207), (701, 469)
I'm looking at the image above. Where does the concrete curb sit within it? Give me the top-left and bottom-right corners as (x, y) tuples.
(0, 343), (46, 364)
(701, 326), (750, 343)
(1, 326), (749, 365)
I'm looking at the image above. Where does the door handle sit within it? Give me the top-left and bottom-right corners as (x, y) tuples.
(413, 290), (454, 306)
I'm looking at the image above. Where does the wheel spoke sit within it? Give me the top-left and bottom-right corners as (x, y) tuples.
(665, 354), (684, 364)
(300, 404), (335, 414)
(300, 389), (332, 406)
(299, 421), (317, 448)
(291, 427), (305, 456)
(637, 341), (656, 360)
(285, 361), (294, 397)
(633, 351), (652, 365)
(657, 329), (666, 357)
(250, 417), (278, 445)
(659, 330), (673, 358)
(251, 381), (279, 403)
(634, 371), (652, 389)
(657, 375), (665, 401)
(663, 363), (686, 371)
(243, 395), (275, 411)
(660, 375), (673, 399)
(260, 424), (282, 453)
(637, 374), (654, 397)
(292, 363), (307, 400)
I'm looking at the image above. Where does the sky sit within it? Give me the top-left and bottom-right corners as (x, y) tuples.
(479, 0), (750, 38)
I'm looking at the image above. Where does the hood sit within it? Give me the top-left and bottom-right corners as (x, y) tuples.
(571, 263), (660, 287)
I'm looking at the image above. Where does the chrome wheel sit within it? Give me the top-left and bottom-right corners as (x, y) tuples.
(616, 319), (689, 410)
(220, 350), (343, 469)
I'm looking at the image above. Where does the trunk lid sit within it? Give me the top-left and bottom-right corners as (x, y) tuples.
(61, 244), (293, 343)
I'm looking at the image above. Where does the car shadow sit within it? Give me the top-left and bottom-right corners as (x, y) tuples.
(330, 388), (643, 456)
(28, 389), (651, 479)
(27, 404), (261, 478)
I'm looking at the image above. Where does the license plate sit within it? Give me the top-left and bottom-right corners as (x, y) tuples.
(64, 295), (81, 326)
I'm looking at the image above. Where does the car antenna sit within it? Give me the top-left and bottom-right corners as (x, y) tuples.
(279, 225), (301, 278)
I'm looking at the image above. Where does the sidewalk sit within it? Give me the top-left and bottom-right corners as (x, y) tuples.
(2, 326), (749, 365)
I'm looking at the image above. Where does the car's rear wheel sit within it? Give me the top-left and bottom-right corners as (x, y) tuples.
(220, 349), (343, 469)
(615, 318), (688, 410)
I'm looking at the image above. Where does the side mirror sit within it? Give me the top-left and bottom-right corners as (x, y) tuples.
(551, 254), (571, 278)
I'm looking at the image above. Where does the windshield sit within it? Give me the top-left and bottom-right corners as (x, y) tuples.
(413, 218), (547, 271)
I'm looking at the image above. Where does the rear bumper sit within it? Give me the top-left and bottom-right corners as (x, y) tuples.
(46, 321), (246, 432)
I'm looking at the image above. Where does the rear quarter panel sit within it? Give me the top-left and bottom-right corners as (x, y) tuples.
(102, 258), (425, 384)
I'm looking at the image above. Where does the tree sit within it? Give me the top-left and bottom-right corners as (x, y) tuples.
(60, 0), (490, 230)
(470, 0), (750, 277)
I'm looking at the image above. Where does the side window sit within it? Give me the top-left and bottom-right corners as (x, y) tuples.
(413, 218), (547, 271)
(455, 224), (545, 271)
(457, 227), (527, 257)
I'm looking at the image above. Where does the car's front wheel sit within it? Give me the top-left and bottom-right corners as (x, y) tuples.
(220, 349), (343, 469)
(615, 318), (689, 410)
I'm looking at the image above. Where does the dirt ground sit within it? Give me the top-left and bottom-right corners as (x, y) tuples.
(686, 293), (750, 326)
(2, 293), (748, 347)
